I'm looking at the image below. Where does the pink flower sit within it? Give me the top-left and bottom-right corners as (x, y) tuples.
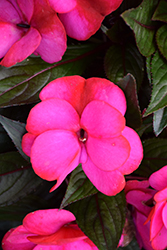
(125, 180), (156, 250)
(148, 165), (167, 250)
(2, 208), (98, 250)
(0, 0), (67, 67)
(56, 0), (124, 40)
(22, 76), (143, 196)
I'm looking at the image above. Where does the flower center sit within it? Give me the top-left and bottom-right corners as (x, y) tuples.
(17, 23), (30, 28)
(78, 129), (88, 143)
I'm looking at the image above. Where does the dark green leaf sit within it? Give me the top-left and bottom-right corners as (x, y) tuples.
(135, 138), (167, 177)
(104, 44), (144, 88)
(0, 115), (28, 161)
(69, 191), (126, 250)
(0, 44), (96, 107)
(0, 151), (42, 206)
(60, 165), (97, 209)
(117, 74), (142, 129)
(121, 0), (158, 56)
(152, 0), (167, 22)
(156, 24), (167, 60)
(144, 51), (167, 116)
(153, 107), (167, 136)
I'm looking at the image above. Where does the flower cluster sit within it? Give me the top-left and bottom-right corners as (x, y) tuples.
(0, 0), (123, 67)
(22, 75), (143, 196)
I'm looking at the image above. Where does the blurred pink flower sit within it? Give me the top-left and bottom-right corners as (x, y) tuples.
(148, 165), (167, 250)
(2, 208), (98, 250)
(22, 76), (143, 196)
(125, 180), (156, 250)
(0, 0), (67, 67)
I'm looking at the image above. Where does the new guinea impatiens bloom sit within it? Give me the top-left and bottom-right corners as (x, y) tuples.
(2, 208), (98, 250)
(22, 76), (143, 196)
(0, 0), (67, 67)
(147, 165), (167, 250)
(125, 180), (156, 250)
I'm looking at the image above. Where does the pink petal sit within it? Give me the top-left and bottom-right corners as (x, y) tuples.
(86, 135), (130, 172)
(34, 246), (62, 250)
(126, 190), (152, 216)
(31, 0), (67, 63)
(149, 165), (167, 191)
(125, 180), (150, 194)
(151, 225), (167, 250)
(154, 187), (167, 202)
(162, 202), (167, 229)
(81, 100), (125, 138)
(0, 22), (23, 58)
(85, 0), (123, 15)
(64, 240), (93, 250)
(0, 1), (21, 23)
(17, 0), (34, 23)
(118, 127), (143, 175)
(59, 2), (104, 40)
(31, 130), (80, 188)
(1, 27), (41, 67)
(26, 99), (80, 135)
(23, 209), (76, 235)
(48, 0), (77, 13)
(82, 156), (125, 196)
(28, 224), (86, 245)
(150, 202), (165, 241)
(39, 76), (86, 115)
(22, 133), (37, 157)
(84, 77), (127, 116)
(2, 225), (36, 250)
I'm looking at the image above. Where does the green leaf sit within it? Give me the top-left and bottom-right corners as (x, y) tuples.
(117, 74), (142, 129)
(156, 24), (167, 60)
(144, 51), (167, 116)
(135, 138), (167, 177)
(121, 0), (158, 56)
(0, 115), (28, 161)
(104, 43), (144, 88)
(69, 191), (126, 250)
(0, 151), (42, 206)
(60, 165), (97, 209)
(152, 0), (167, 22)
(0, 44), (96, 107)
(153, 107), (167, 136)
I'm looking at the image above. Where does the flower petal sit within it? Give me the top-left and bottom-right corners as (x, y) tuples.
(82, 156), (125, 196)
(150, 202), (165, 241)
(118, 127), (143, 175)
(2, 225), (36, 250)
(34, 246), (61, 250)
(162, 202), (167, 230)
(87, 0), (123, 15)
(149, 165), (167, 191)
(64, 240), (93, 250)
(59, 1), (104, 40)
(84, 77), (127, 116)
(17, 0), (34, 23)
(32, 0), (67, 63)
(125, 180), (150, 194)
(86, 135), (130, 171)
(154, 187), (167, 203)
(151, 225), (167, 250)
(31, 130), (80, 188)
(0, 22), (23, 58)
(23, 209), (76, 235)
(39, 76), (86, 115)
(1, 26), (41, 67)
(26, 99), (80, 135)
(22, 133), (37, 157)
(48, 0), (77, 13)
(0, 0), (21, 23)
(81, 100), (125, 138)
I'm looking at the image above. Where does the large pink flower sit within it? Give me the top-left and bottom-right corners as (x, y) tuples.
(0, 0), (67, 67)
(125, 180), (156, 250)
(2, 208), (98, 250)
(22, 76), (143, 196)
(148, 165), (167, 250)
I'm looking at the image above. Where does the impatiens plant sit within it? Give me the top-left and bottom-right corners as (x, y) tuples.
(2, 208), (98, 250)
(22, 75), (143, 196)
